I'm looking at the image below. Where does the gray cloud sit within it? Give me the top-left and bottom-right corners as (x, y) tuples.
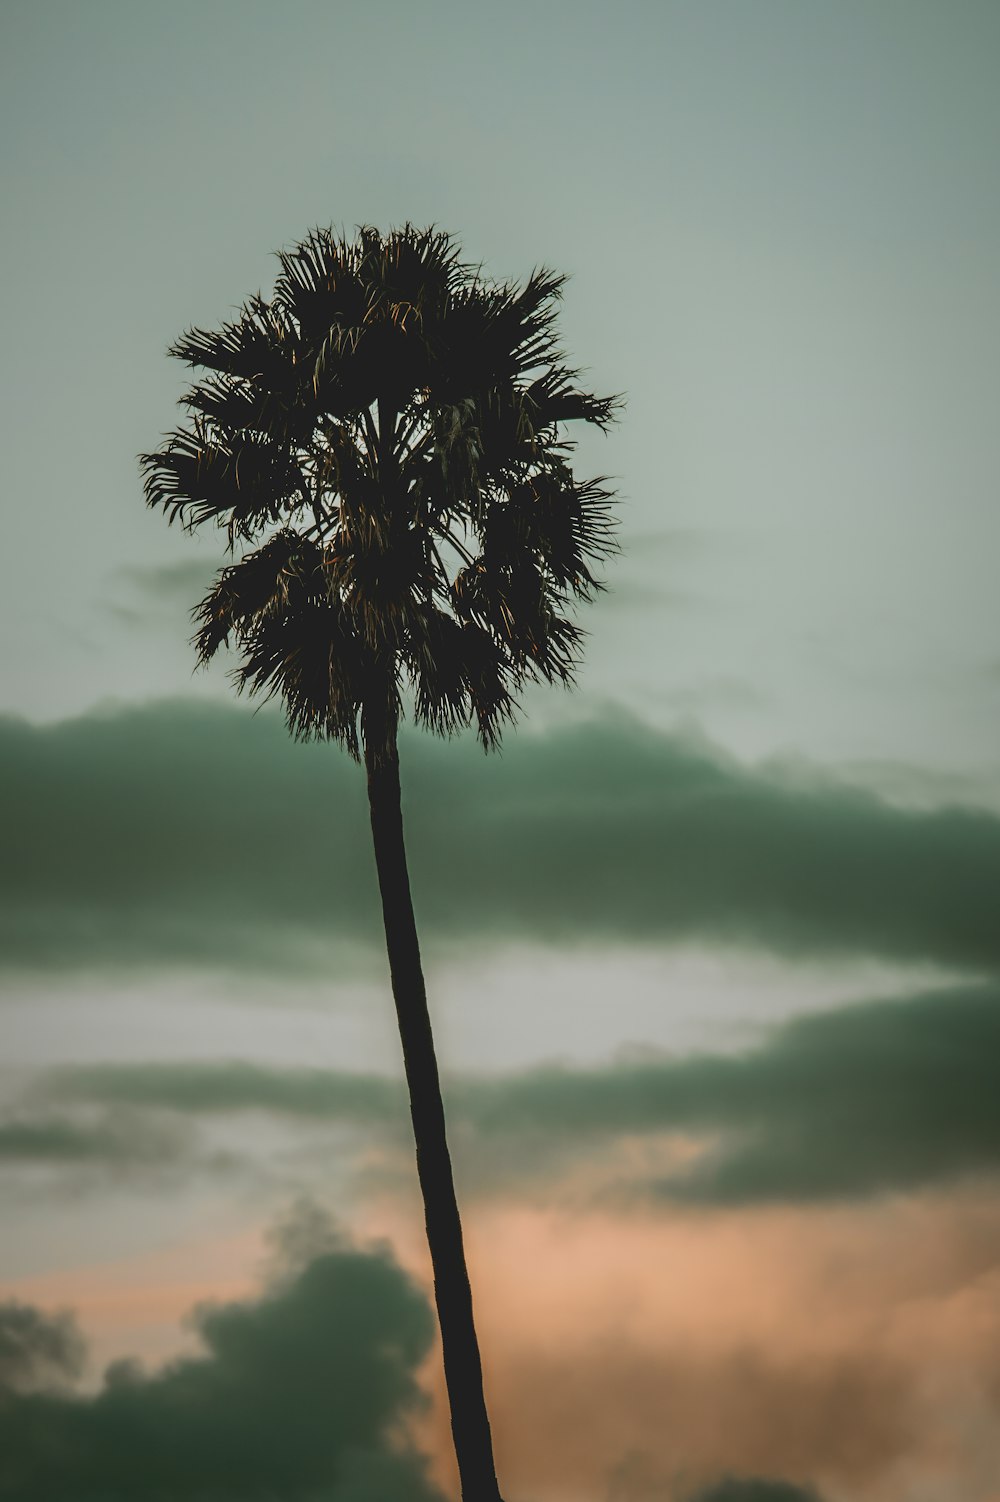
(3, 699), (999, 977)
(44, 984), (1000, 1204)
(0, 1235), (441, 1502)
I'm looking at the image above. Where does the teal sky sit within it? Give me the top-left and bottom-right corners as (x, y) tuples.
(2, 6), (1000, 1501)
(3, 0), (999, 776)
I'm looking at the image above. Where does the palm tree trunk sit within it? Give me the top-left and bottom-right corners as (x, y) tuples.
(364, 731), (504, 1502)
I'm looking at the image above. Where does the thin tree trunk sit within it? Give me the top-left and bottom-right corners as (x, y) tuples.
(364, 731), (504, 1502)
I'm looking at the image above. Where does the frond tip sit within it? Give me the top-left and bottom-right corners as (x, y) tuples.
(142, 223), (621, 756)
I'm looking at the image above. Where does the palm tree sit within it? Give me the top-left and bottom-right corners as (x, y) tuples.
(141, 225), (618, 1502)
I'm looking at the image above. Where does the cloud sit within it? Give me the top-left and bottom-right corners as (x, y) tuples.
(471, 1322), (912, 1502)
(113, 560), (220, 603)
(44, 983), (1000, 1203)
(685, 1482), (823, 1502)
(53, 1062), (406, 1125)
(0, 1232), (441, 1502)
(511, 981), (1000, 1205)
(399, 1187), (1000, 1502)
(410, 1186), (1000, 1500)
(0, 1302), (84, 1393)
(2, 698), (999, 976)
(100, 561), (224, 632)
(0, 699), (379, 975)
(0, 1111), (194, 1171)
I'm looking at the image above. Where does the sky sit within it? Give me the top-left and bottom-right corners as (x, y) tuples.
(1, 3), (999, 1500)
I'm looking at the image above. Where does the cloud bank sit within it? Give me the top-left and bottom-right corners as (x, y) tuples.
(2, 699), (999, 975)
(32, 982), (1000, 1204)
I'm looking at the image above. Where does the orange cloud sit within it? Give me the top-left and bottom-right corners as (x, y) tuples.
(363, 1185), (1000, 1501)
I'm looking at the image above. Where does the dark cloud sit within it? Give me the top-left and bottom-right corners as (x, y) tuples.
(468, 982), (1000, 1204)
(2, 698), (999, 976)
(45, 984), (1000, 1203)
(0, 1303), (84, 1394)
(685, 1481), (823, 1502)
(0, 1237), (441, 1502)
(0, 1111), (193, 1170)
(0, 699), (377, 975)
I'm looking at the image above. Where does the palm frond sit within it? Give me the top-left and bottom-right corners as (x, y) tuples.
(191, 530), (320, 662)
(524, 367), (623, 433)
(140, 422), (306, 540)
(179, 376), (317, 448)
(169, 297), (294, 387)
(142, 223), (620, 753)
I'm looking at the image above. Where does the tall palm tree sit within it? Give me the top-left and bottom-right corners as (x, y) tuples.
(141, 225), (618, 1502)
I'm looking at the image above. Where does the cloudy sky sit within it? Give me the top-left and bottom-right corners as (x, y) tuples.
(2, 4), (999, 1501)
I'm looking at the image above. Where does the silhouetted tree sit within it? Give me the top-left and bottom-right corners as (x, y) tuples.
(141, 225), (618, 1502)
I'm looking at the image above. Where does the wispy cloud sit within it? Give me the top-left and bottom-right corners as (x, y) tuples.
(112, 559), (220, 606)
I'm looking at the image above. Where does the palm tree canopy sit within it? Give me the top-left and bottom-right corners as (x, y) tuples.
(141, 225), (620, 758)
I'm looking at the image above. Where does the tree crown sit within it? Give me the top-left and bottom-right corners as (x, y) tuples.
(141, 225), (620, 757)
